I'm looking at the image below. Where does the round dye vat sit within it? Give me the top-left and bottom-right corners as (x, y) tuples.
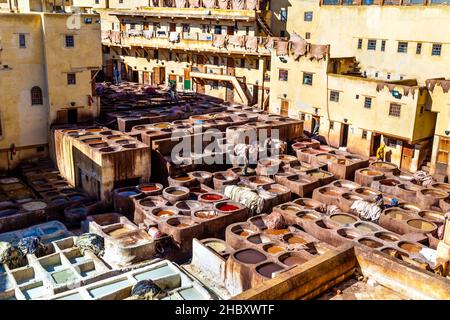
(195, 210), (217, 219)
(234, 249), (266, 264)
(375, 232), (400, 242)
(51, 198), (68, 205)
(355, 223), (378, 233)
(21, 201), (47, 211)
(68, 195), (85, 201)
(235, 228), (254, 237)
(406, 219), (436, 232)
(156, 210), (176, 218)
(398, 242), (422, 254)
(265, 245), (285, 255)
(285, 235), (307, 245)
(217, 204), (239, 212)
(330, 214), (357, 225)
(296, 212), (319, 221)
(281, 255), (308, 267)
(256, 262), (284, 278)
(118, 190), (138, 197)
(281, 205), (301, 213)
(386, 210), (410, 221)
(205, 241), (227, 253)
(360, 169), (383, 176)
(139, 185), (161, 192)
(154, 123), (171, 129)
(358, 238), (383, 249)
(200, 194), (224, 202)
(337, 228), (361, 240)
(173, 175), (192, 181)
(170, 190), (187, 196)
(265, 228), (289, 236)
(0, 208), (19, 217)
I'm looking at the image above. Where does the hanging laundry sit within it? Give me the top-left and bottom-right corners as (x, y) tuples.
(276, 40), (289, 56)
(290, 33), (308, 60)
(164, 0), (174, 6)
(143, 30), (153, 39)
(203, 0), (216, 8)
(228, 35), (245, 47)
(246, 0), (258, 10)
(188, 0), (200, 7)
(212, 34), (227, 48)
(218, 0), (229, 9)
(264, 37), (276, 49)
(232, 0), (245, 10)
(309, 44), (329, 61)
(245, 36), (258, 51)
(101, 30), (111, 41)
(175, 0), (186, 7)
(169, 32), (180, 43)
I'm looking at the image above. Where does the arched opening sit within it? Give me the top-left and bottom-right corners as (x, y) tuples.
(31, 86), (43, 105)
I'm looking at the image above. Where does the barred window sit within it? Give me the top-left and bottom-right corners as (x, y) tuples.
(357, 39), (363, 49)
(416, 43), (422, 55)
(31, 86), (43, 105)
(432, 44), (442, 56)
(381, 40), (386, 52)
(304, 11), (313, 21)
(329, 90), (339, 102)
(398, 42), (408, 53)
(367, 39), (377, 51)
(65, 35), (74, 48)
(67, 73), (76, 85)
(279, 69), (288, 81)
(303, 72), (313, 85)
(19, 34), (26, 48)
(364, 97), (372, 109)
(389, 103), (401, 117)
(362, 130), (368, 140)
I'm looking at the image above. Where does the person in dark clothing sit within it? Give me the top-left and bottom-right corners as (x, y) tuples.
(113, 66), (120, 85)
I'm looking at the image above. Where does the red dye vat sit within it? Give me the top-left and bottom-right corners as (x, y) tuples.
(201, 194), (223, 201)
(218, 204), (239, 212)
(140, 186), (160, 192)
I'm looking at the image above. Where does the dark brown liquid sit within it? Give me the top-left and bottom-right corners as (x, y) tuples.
(235, 249), (266, 264)
(282, 256), (307, 266)
(256, 263), (284, 278)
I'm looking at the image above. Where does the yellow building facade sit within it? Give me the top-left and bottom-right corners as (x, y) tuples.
(269, 1), (450, 180)
(0, 12), (102, 170)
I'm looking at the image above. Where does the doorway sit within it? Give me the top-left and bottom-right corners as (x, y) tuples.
(401, 142), (415, 171)
(340, 124), (349, 148)
(67, 108), (78, 124)
(226, 58), (235, 76)
(170, 23), (176, 32)
(311, 116), (320, 134)
(132, 70), (139, 83)
(227, 26), (235, 36)
(280, 99), (289, 117)
(371, 134), (381, 156)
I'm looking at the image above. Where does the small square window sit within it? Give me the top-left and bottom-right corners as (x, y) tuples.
(329, 90), (339, 102)
(300, 113), (305, 121)
(397, 42), (408, 53)
(67, 73), (76, 85)
(179, 76), (183, 83)
(240, 59), (245, 68)
(214, 26), (222, 35)
(387, 74), (391, 80)
(432, 44), (442, 56)
(375, 72), (379, 78)
(367, 39), (377, 51)
(119, 0), (123, 3)
(362, 130), (368, 140)
(279, 69), (288, 82)
(364, 97), (372, 109)
(280, 9), (288, 22)
(329, 121), (334, 130)
(416, 43), (422, 55)
(19, 34), (26, 48)
(212, 80), (219, 89)
(304, 11), (313, 22)
(280, 30), (286, 37)
(65, 35), (74, 48)
(303, 72), (313, 85)
(305, 32), (311, 40)
(381, 40), (386, 52)
(95, 0), (99, 4)
(357, 39), (363, 49)
(36, 146), (45, 152)
(389, 103), (401, 117)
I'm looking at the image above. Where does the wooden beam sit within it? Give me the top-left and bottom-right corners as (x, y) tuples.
(232, 244), (356, 300)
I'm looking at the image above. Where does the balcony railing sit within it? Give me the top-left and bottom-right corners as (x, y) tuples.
(320, 0), (448, 5)
(102, 30), (284, 55)
(147, 0), (262, 10)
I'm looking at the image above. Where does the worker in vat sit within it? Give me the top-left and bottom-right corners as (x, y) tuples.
(376, 143), (385, 161)
(113, 66), (121, 85)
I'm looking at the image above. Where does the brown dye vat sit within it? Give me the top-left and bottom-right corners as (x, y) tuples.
(267, 187), (284, 194)
(281, 255), (308, 267)
(90, 143), (109, 148)
(108, 227), (132, 238)
(108, 135), (123, 140)
(382, 248), (409, 259)
(280, 205), (302, 213)
(250, 177), (271, 185)
(337, 228), (361, 240)
(358, 238), (383, 248)
(360, 169), (383, 176)
(316, 220), (335, 230)
(418, 211), (445, 223)
(420, 188), (448, 198)
(235, 249), (266, 264)
(308, 171), (332, 179)
(264, 245), (285, 255)
(256, 262), (284, 278)
(371, 162), (397, 170)
(170, 190), (187, 196)
(154, 123), (171, 129)
(398, 203), (421, 212)
(380, 179), (400, 187)
(195, 210), (217, 219)
(116, 139), (131, 145)
(265, 228), (289, 236)
(330, 214), (357, 224)
(355, 188), (377, 196)
(173, 174), (191, 181)
(247, 234), (270, 244)
(83, 138), (103, 144)
(320, 189), (341, 197)
(398, 242), (422, 254)
(232, 226), (255, 237)
(296, 212), (320, 221)
(99, 147), (117, 152)
(156, 210), (176, 218)
(375, 232), (400, 242)
(354, 222), (379, 233)
(386, 210), (410, 221)
(406, 219), (436, 232)
(284, 234), (307, 244)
